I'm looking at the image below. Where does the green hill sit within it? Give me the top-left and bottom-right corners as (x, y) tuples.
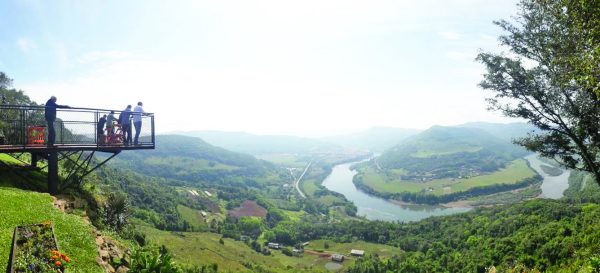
(110, 134), (280, 185)
(175, 131), (342, 156)
(378, 125), (528, 180)
(322, 127), (420, 153)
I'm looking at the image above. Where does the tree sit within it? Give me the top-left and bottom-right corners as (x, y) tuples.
(0, 71), (12, 89)
(477, 0), (600, 186)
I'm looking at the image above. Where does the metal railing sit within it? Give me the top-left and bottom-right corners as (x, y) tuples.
(0, 104), (155, 148)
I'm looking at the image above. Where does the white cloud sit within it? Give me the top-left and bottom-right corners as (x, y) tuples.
(79, 51), (130, 64)
(439, 31), (461, 40)
(16, 37), (37, 53)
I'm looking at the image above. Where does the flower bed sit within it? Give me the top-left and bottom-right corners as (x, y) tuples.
(10, 222), (71, 273)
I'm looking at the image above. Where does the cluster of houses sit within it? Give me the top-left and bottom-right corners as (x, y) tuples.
(266, 242), (365, 263)
(331, 249), (365, 262)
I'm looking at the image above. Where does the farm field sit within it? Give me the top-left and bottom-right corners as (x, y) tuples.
(360, 159), (537, 195)
(139, 224), (401, 273)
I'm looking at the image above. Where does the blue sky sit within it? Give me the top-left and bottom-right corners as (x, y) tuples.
(0, 0), (520, 136)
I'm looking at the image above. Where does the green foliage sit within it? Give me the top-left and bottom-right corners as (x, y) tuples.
(130, 247), (179, 272)
(285, 199), (600, 272)
(477, 0), (600, 186)
(540, 164), (564, 176)
(102, 192), (130, 231)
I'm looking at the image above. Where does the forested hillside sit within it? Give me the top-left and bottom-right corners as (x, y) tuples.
(378, 126), (528, 180)
(109, 134), (281, 186)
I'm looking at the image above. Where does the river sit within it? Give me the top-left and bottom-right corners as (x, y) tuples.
(322, 155), (571, 222)
(321, 162), (470, 222)
(523, 154), (570, 199)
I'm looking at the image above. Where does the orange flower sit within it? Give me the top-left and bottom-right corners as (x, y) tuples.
(60, 254), (66, 259)
(64, 257), (71, 263)
(51, 255), (58, 260)
(55, 261), (62, 267)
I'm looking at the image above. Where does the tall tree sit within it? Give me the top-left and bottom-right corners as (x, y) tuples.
(477, 0), (600, 185)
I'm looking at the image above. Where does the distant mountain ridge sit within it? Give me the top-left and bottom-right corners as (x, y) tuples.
(172, 130), (342, 155)
(321, 127), (421, 152)
(456, 122), (535, 142)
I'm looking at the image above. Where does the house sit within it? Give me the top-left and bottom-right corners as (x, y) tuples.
(331, 254), (344, 262)
(292, 248), (303, 255)
(350, 249), (365, 257)
(204, 191), (212, 197)
(302, 242), (310, 247)
(268, 242), (281, 249)
(200, 211), (207, 217)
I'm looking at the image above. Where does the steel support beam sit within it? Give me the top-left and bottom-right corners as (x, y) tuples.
(48, 151), (58, 195)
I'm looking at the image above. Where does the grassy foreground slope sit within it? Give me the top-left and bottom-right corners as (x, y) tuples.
(0, 187), (102, 273)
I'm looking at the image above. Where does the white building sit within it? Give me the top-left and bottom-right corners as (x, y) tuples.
(350, 249), (365, 257)
(331, 254), (344, 262)
(268, 243), (281, 249)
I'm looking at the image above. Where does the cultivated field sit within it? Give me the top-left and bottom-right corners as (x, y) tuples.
(360, 159), (537, 195)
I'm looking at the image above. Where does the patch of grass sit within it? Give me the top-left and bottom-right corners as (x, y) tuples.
(0, 187), (102, 273)
(300, 179), (320, 197)
(144, 156), (238, 171)
(306, 239), (402, 259)
(410, 145), (482, 158)
(139, 225), (290, 272)
(255, 154), (308, 168)
(177, 205), (208, 231)
(362, 159), (537, 196)
(281, 210), (305, 221)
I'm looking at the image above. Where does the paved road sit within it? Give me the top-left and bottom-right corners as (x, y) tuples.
(294, 161), (312, 198)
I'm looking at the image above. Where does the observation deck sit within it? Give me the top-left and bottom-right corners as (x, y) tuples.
(0, 104), (155, 194)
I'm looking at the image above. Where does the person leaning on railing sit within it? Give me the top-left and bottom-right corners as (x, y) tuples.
(133, 101), (146, 145)
(97, 114), (107, 144)
(44, 96), (70, 146)
(106, 111), (116, 134)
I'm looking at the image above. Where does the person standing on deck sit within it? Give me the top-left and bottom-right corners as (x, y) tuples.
(97, 114), (107, 144)
(106, 111), (116, 135)
(44, 96), (70, 146)
(119, 105), (133, 145)
(133, 101), (145, 145)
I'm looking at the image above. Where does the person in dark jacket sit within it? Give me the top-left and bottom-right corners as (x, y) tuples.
(97, 114), (107, 144)
(119, 105), (133, 145)
(44, 96), (69, 146)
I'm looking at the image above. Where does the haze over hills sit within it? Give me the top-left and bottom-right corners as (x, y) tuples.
(377, 125), (529, 179)
(172, 130), (343, 156)
(457, 122), (536, 142)
(109, 134), (278, 185)
(321, 127), (421, 153)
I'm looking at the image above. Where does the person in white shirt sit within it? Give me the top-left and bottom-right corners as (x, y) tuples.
(133, 101), (145, 145)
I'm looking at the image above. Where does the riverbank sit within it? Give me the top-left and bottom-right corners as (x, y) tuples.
(322, 162), (470, 222)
